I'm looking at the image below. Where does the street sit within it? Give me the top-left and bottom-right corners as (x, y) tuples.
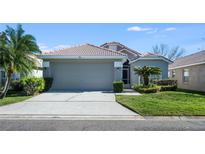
(0, 118), (205, 131)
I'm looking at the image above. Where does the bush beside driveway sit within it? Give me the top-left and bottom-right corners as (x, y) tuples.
(116, 91), (205, 116)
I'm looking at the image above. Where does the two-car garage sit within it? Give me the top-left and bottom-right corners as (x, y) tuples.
(50, 61), (114, 91)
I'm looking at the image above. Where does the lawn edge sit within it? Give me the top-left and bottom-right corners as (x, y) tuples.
(0, 96), (32, 107)
(116, 98), (143, 116)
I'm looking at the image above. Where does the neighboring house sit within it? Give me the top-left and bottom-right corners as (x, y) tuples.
(0, 55), (43, 87)
(39, 42), (171, 91)
(169, 50), (205, 92)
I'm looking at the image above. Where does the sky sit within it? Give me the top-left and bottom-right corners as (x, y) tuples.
(1, 23), (205, 55)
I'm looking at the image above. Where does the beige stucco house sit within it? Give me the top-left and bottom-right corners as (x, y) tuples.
(169, 50), (205, 92)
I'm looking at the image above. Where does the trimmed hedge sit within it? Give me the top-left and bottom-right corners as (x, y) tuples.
(160, 85), (177, 91)
(153, 79), (177, 86)
(43, 77), (53, 92)
(113, 81), (124, 93)
(20, 77), (45, 96)
(133, 84), (161, 93)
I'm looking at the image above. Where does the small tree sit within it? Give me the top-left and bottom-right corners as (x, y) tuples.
(134, 66), (161, 86)
(0, 24), (41, 99)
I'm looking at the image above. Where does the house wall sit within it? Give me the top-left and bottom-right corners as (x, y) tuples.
(130, 59), (169, 86)
(43, 59), (123, 82)
(0, 67), (42, 87)
(170, 64), (205, 92)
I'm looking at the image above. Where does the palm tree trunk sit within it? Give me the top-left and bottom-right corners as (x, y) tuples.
(143, 76), (149, 86)
(0, 72), (12, 99)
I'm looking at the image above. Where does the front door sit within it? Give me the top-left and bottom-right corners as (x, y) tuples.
(122, 60), (130, 88)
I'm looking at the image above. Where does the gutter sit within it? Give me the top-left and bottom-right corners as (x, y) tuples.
(37, 55), (127, 62)
(169, 61), (205, 70)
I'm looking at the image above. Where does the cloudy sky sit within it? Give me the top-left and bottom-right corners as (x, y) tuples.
(1, 23), (205, 55)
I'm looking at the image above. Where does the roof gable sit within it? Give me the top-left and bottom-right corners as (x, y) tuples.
(100, 41), (141, 60)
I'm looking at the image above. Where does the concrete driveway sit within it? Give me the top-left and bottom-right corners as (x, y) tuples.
(0, 91), (138, 116)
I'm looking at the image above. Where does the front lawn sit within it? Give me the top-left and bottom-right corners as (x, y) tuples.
(116, 91), (205, 116)
(0, 91), (32, 107)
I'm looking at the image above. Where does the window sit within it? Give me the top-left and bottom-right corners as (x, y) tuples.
(1, 71), (6, 85)
(172, 70), (176, 78)
(168, 71), (170, 78)
(183, 69), (189, 82)
(1, 71), (5, 79)
(109, 45), (117, 51)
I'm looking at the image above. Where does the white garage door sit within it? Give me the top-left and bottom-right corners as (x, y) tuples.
(51, 61), (114, 90)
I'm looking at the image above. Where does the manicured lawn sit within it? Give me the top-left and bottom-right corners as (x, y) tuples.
(116, 91), (205, 116)
(0, 91), (32, 107)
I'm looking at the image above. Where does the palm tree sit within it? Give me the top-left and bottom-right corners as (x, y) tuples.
(152, 44), (185, 61)
(0, 24), (41, 99)
(134, 66), (161, 86)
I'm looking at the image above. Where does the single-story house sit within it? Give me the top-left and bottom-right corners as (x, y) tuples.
(0, 55), (43, 87)
(169, 50), (205, 92)
(39, 42), (172, 91)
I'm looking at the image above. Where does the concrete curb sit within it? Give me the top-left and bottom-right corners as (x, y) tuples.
(144, 116), (205, 120)
(0, 114), (205, 120)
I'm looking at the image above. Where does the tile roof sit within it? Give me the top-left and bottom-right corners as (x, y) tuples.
(169, 50), (205, 69)
(100, 41), (141, 56)
(43, 44), (126, 57)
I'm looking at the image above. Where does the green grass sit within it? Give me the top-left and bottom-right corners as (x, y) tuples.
(116, 91), (205, 116)
(0, 91), (32, 107)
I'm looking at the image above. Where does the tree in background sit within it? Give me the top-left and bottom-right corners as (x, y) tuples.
(134, 66), (161, 86)
(0, 24), (41, 99)
(152, 44), (185, 61)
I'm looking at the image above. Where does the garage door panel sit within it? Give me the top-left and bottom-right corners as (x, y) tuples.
(51, 62), (114, 90)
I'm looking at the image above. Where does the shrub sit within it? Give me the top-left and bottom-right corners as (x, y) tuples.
(43, 77), (53, 92)
(133, 84), (160, 93)
(113, 81), (124, 93)
(10, 80), (23, 91)
(160, 85), (177, 91)
(20, 77), (45, 96)
(153, 79), (177, 86)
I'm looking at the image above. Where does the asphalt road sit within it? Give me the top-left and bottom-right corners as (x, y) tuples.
(0, 119), (205, 131)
